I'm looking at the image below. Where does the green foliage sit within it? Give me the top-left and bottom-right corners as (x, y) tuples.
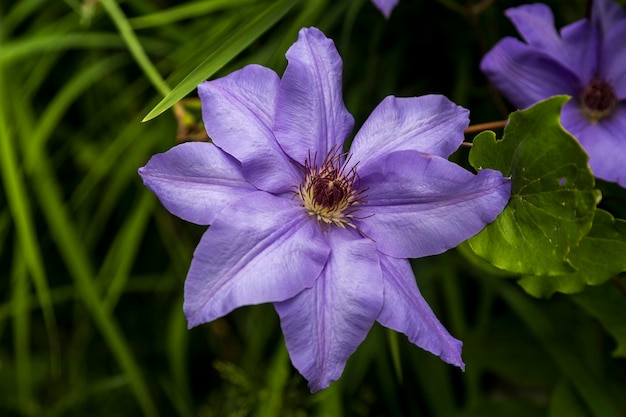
(464, 94), (626, 376)
(519, 210), (626, 297)
(466, 97), (626, 303)
(468, 96), (599, 275)
(143, 0), (301, 121)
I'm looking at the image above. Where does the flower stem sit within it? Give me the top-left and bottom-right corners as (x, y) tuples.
(464, 119), (507, 134)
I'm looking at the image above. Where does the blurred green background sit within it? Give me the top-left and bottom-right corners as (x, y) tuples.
(1, 0), (624, 416)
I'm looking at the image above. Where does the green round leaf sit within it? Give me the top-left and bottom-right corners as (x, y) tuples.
(519, 210), (626, 297)
(467, 96), (599, 275)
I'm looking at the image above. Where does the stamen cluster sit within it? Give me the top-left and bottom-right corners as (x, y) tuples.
(297, 150), (365, 228)
(581, 78), (618, 122)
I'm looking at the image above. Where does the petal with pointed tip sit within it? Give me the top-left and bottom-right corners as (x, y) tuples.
(377, 254), (463, 368)
(138, 142), (255, 225)
(349, 95), (469, 168)
(371, 0), (399, 18)
(274, 27), (354, 166)
(184, 192), (329, 327)
(506, 4), (566, 62)
(481, 38), (579, 109)
(357, 151), (511, 259)
(198, 64), (301, 193)
(275, 228), (383, 392)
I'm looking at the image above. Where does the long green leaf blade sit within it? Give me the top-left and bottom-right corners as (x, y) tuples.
(0, 41), (60, 376)
(100, 0), (170, 96)
(142, 0), (301, 122)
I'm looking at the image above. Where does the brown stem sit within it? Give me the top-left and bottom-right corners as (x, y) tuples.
(464, 120), (507, 134)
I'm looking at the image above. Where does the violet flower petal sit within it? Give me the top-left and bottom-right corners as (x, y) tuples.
(480, 37), (579, 109)
(184, 191), (330, 327)
(377, 254), (463, 368)
(600, 22), (626, 98)
(275, 228), (383, 392)
(506, 4), (568, 64)
(560, 20), (597, 83)
(483, 0), (626, 187)
(274, 27), (354, 166)
(198, 64), (301, 193)
(138, 142), (256, 225)
(371, 0), (399, 18)
(560, 99), (591, 136)
(349, 95), (469, 169)
(566, 103), (626, 187)
(593, 0), (626, 34)
(357, 151), (511, 259)
(507, 5), (600, 81)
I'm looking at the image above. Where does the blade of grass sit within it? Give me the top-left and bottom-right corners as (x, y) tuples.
(142, 0), (301, 122)
(154, 210), (195, 278)
(69, 77), (153, 211)
(0, 285), (76, 323)
(129, 0), (258, 29)
(11, 251), (35, 415)
(0, 48), (60, 376)
(82, 120), (165, 248)
(165, 303), (193, 417)
(315, 381), (343, 417)
(2, 0), (48, 36)
(100, 0), (170, 96)
(9, 13), (88, 106)
(24, 53), (128, 172)
(162, 15), (241, 87)
(11, 88), (160, 417)
(339, 0), (365, 55)
(29, 153), (160, 417)
(48, 374), (129, 417)
(0, 33), (126, 64)
(102, 192), (156, 312)
(386, 329), (403, 384)
(0, 209), (10, 257)
(20, 50), (64, 102)
(255, 343), (289, 417)
(406, 257), (460, 417)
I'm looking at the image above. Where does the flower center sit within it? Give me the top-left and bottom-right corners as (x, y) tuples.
(297, 150), (365, 228)
(581, 78), (617, 122)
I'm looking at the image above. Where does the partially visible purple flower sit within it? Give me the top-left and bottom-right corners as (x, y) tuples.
(140, 27), (510, 391)
(372, 0), (399, 18)
(481, 0), (626, 186)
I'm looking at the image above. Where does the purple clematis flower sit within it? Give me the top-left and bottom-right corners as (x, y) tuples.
(372, 0), (399, 18)
(481, 0), (626, 187)
(139, 27), (510, 392)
